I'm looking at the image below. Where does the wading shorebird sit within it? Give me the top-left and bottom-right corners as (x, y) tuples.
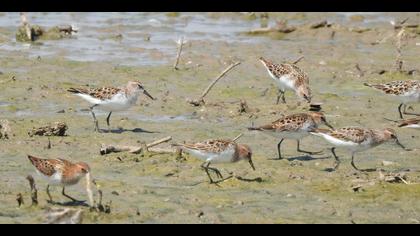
(27, 155), (94, 206)
(364, 80), (420, 119)
(310, 127), (410, 171)
(259, 57), (312, 104)
(68, 81), (155, 132)
(172, 139), (255, 184)
(248, 112), (334, 160)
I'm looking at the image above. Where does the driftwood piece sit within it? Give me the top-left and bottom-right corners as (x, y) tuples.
(187, 62), (241, 106)
(173, 36), (184, 70)
(310, 20), (329, 29)
(26, 175), (38, 206)
(379, 171), (410, 184)
(0, 119), (11, 139)
(57, 25), (77, 34)
(248, 20), (296, 34)
(28, 122), (68, 137)
(100, 136), (172, 155)
(44, 208), (84, 224)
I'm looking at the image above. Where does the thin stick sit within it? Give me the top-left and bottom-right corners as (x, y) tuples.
(146, 136), (172, 148)
(100, 136), (173, 155)
(26, 175), (38, 206)
(292, 56), (304, 65)
(232, 133), (243, 142)
(173, 37), (184, 70)
(200, 62), (241, 100)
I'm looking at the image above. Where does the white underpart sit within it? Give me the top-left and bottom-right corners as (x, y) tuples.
(183, 147), (236, 164)
(311, 132), (373, 153)
(36, 169), (64, 186)
(75, 92), (140, 112)
(402, 124), (420, 129)
(266, 68), (296, 92)
(398, 90), (420, 104)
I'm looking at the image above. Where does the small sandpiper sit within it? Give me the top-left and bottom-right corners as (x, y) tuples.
(68, 81), (155, 132)
(364, 80), (420, 119)
(248, 112), (334, 160)
(259, 57), (312, 104)
(310, 127), (409, 171)
(27, 155), (94, 206)
(172, 139), (255, 184)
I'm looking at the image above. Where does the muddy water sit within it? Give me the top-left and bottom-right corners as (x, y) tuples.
(0, 12), (420, 224)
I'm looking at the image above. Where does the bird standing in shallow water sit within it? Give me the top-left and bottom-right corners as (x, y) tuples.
(27, 155), (94, 206)
(364, 80), (420, 119)
(310, 127), (410, 171)
(248, 112), (334, 160)
(173, 139), (255, 184)
(259, 57), (312, 104)
(68, 81), (155, 132)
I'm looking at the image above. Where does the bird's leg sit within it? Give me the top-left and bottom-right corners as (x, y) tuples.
(201, 162), (215, 183)
(90, 105), (100, 132)
(201, 162), (223, 183)
(398, 103), (404, 119)
(46, 185), (53, 203)
(402, 104), (420, 116)
(62, 187), (78, 202)
(277, 139), (284, 159)
(331, 147), (341, 170)
(106, 112), (112, 132)
(296, 140), (323, 155)
(276, 90), (286, 104)
(350, 154), (362, 172)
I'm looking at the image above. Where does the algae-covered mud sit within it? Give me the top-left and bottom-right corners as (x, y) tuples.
(0, 12), (420, 224)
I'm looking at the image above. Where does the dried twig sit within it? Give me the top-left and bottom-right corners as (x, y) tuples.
(100, 136), (172, 155)
(395, 28), (408, 73)
(292, 56), (304, 65)
(355, 63), (365, 77)
(232, 133), (243, 142)
(26, 175), (38, 206)
(188, 62), (241, 106)
(173, 36), (184, 70)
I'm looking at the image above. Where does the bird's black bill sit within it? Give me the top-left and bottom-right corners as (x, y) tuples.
(396, 138), (411, 151)
(325, 122), (334, 130)
(249, 159), (256, 171)
(143, 90), (155, 100)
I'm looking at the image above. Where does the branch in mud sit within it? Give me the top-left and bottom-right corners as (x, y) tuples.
(173, 36), (184, 70)
(247, 20), (296, 34)
(26, 175), (38, 206)
(100, 136), (172, 155)
(16, 193), (24, 207)
(28, 122), (68, 137)
(187, 62), (241, 106)
(292, 56), (304, 65)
